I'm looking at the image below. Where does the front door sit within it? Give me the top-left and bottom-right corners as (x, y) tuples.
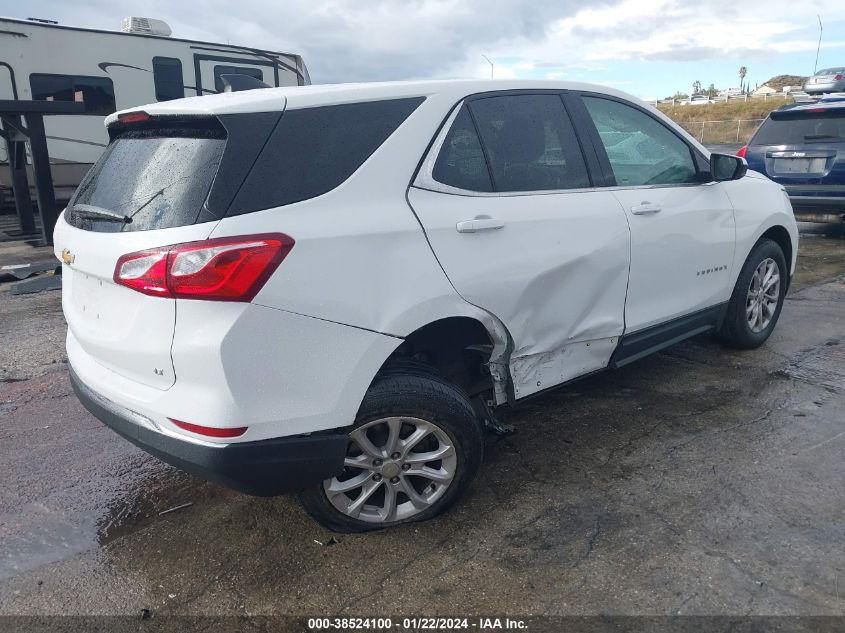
(579, 94), (736, 333)
(408, 93), (631, 399)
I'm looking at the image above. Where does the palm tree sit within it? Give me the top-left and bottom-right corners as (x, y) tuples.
(739, 66), (747, 93)
(692, 80), (702, 95)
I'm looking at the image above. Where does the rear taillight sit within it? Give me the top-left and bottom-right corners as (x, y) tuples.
(736, 145), (748, 158)
(835, 74), (843, 80)
(114, 233), (294, 301)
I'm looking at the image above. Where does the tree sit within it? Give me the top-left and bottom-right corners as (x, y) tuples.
(664, 91), (689, 101)
(692, 80), (702, 95)
(705, 83), (718, 98)
(739, 66), (747, 93)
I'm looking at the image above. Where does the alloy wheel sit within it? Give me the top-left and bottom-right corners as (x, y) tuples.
(323, 417), (458, 524)
(746, 257), (780, 333)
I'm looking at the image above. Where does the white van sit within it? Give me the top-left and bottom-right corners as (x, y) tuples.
(0, 15), (309, 200)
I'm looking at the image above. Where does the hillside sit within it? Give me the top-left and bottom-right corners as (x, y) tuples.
(657, 98), (792, 144)
(762, 74), (807, 91)
(657, 98), (791, 123)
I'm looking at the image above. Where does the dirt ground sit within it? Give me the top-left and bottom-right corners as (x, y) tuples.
(0, 223), (843, 618)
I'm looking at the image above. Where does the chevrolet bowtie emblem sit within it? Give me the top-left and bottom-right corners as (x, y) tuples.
(61, 248), (75, 266)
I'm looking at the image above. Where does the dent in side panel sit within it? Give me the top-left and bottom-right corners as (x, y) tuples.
(510, 336), (618, 398)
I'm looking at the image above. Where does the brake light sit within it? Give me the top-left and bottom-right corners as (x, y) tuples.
(835, 74), (843, 80)
(118, 111), (151, 124)
(169, 419), (248, 438)
(736, 145), (747, 158)
(113, 233), (294, 301)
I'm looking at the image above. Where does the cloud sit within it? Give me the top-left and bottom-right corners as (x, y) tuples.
(20, 0), (609, 83)
(15, 0), (845, 89)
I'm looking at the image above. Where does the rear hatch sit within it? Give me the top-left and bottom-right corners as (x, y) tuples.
(54, 116), (228, 389)
(745, 106), (845, 194)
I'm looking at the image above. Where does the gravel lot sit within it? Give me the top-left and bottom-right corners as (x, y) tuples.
(0, 224), (843, 617)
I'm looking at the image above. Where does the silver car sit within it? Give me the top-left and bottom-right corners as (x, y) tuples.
(805, 67), (845, 95)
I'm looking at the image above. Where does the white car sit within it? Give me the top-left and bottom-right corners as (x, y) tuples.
(55, 80), (798, 532)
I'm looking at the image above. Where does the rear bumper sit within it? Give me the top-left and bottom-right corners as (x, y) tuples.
(787, 194), (845, 222)
(70, 366), (348, 496)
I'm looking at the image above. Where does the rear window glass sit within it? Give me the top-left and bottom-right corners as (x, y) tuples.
(816, 68), (844, 75)
(228, 97), (424, 214)
(67, 121), (226, 232)
(752, 110), (845, 145)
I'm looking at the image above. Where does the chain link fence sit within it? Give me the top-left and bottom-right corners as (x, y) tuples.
(676, 119), (765, 145)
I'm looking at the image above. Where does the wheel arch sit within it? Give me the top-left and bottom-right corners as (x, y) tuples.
(376, 312), (512, 406)
(759, 224), (794, 285)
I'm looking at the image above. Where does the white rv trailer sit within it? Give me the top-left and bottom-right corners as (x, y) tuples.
(0, 16), (309, 200)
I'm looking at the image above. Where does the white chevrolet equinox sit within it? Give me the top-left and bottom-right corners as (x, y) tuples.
(55, 80), (798, 532)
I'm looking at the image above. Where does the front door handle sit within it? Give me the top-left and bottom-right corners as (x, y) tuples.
(456, 215), (505, 233)
(631, 201), (662, 215)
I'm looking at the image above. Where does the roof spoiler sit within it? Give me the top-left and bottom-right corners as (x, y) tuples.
(219, 74), (272, 93)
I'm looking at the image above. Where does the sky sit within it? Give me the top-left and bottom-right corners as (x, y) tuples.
(6, 0), (845, 99)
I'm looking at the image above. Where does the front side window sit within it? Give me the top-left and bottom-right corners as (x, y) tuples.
(153, 57), (184, 101)
(432, 105), (493, 192)
(213, 65), (264, 92)
(468, 94), (590, 192)
(30, 74), (116, 115)
(582, 96), (699, 187)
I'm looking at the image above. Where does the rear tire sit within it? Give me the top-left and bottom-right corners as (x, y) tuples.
(717, 238), (787, 349)
(299, 364), (484, 532)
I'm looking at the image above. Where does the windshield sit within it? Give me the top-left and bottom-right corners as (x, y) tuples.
(67, 121), (226, 232)
(752, 110), (845, 145)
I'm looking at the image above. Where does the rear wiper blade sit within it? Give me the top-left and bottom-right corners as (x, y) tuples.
(72, 204), (132, 224)
(803, 134), (840, 140)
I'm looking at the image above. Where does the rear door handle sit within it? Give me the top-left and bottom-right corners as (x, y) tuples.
(456, 216), (505, 233)
(630, 202), (662, 215)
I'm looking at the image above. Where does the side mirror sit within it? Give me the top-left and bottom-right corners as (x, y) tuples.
(710, 153), (748, 181)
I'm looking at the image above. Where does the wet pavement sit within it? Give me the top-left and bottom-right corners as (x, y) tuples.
(0, 224), (843, 616)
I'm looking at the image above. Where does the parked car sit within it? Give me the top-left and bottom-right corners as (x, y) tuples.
(56, 80), (798, 532)
(683, 95), (712, 105)
(738, 101), (845, 222)
(804, 67), (845, 95)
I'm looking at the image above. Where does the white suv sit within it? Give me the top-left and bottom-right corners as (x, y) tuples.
(55, 80), (798, 532)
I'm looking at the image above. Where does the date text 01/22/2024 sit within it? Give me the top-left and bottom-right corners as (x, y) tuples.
(307, 617), (528, 630)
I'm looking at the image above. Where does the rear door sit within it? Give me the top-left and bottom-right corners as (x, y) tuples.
(53, 117), (228, 389)
(578, 94), (736, 333)
(408, 92), (631, 399)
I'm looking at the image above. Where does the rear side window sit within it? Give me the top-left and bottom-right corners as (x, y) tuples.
(67, 120), (226, 232)
(30, 73), (116, 115)
(468, 94), (590, 192)
(432, 105), (493, 192)
(229, 97), (424, 214)
(153, 57), (184, 101)
(214, 66), (264, 92)
(582, 96), (699, 187)
(752, 110), (845, 145)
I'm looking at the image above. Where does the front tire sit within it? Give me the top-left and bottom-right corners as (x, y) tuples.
(717, 238), (787, 349)
(299, 366), (484, 532)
